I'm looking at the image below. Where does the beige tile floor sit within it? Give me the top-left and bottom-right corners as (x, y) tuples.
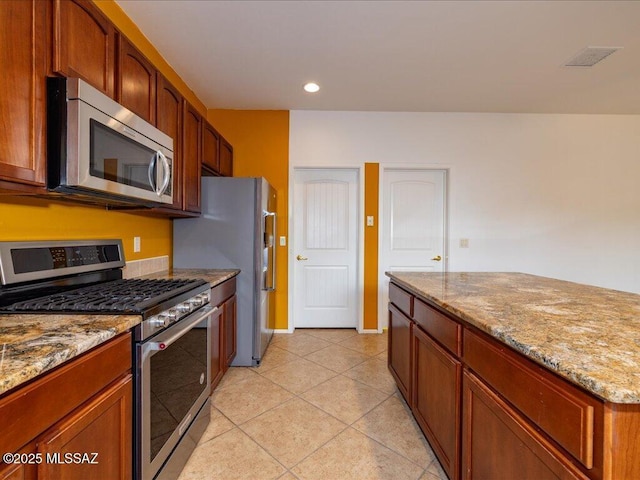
(178, 329), (448, 480)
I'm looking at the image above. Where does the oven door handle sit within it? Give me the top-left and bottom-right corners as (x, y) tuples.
(147, 305), (216, 351)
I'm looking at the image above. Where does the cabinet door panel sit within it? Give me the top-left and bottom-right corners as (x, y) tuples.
(156, 75), (183, 210)
(388, 303), (412, 403)
(462, 371), (588, 480)
(37, 375), (132, 480)
(0, 0), (47, 188)
(202, 122), (220, 174)
(53, 0), (115, 96)
(182, 102), (202, 213)
(118, 36), (156, 123)
(0, 442), (37, 480)
(223, 295), (237, 369)
(413, 326), (461, 480)
(219, 138), (233, 177)
(210, 304), (224, 392)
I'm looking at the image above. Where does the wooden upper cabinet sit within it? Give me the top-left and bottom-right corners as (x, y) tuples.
(53, 0), (115, 97)
(202, 122), (221, 174)
(156, 74), (183, 210)
(182, 101), (202, 213)
(117, 35), (156, 123)
(219, 137), (234, 177)
(0, 0), (48, 190)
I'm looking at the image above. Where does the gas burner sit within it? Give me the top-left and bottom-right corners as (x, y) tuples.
(3, 278), (207, 314)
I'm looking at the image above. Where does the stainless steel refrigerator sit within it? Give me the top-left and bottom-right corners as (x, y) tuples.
(173, 177), (276, 366)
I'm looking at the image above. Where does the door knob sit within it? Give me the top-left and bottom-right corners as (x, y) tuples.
(431, 255), (442, 261)
(296, 255), (308, 261)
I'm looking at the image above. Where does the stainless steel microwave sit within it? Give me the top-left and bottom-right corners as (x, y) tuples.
(47, 77), (174, 206)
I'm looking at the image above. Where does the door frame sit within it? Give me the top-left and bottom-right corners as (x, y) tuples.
(378, 165), (451, 331)
(288, 166), (365, 333)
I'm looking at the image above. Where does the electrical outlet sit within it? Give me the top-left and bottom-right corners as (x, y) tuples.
(134, 236), (141, 253)
(460, 238), (469, 248)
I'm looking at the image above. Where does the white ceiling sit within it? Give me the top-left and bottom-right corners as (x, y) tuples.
(115, 1), (640, 114)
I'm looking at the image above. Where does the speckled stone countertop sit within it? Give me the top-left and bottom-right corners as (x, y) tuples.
(386, 272), (640, 404)
(0, 268), (239, 397)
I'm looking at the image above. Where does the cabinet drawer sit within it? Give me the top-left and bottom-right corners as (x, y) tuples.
(414, 299), (461, 357)
(211, 277), (236, 306)
(389, 282), (413, 318)
(463, 329), (599, 470)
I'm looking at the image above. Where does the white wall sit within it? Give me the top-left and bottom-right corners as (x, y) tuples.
(290, 111), (640, 294)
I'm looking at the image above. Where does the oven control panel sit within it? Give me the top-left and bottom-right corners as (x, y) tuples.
(0, 239), (125, 286)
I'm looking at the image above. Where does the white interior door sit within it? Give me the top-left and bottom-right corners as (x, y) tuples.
(379, 168), (447, 328)
(293, 168), (359, 328)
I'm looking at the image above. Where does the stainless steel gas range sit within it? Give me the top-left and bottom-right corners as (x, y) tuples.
(0, 239), (214, 480)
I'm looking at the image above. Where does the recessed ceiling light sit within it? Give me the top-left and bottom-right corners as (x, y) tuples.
(303, 82), (320, 93)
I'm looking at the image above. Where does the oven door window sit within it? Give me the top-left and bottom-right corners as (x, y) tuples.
(148, 320), (208, 462)
(89, 119), (172, 196)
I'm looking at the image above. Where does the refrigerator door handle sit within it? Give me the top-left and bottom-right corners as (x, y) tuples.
(264, 211), (277, 292)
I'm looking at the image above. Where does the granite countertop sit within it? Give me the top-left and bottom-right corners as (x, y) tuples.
(387, 271), (640, 404)
(0, 268), (239, 397)
(140, 268), (239, 287)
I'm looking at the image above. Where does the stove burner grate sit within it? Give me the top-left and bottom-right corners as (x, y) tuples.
(3, 278), (206, 313)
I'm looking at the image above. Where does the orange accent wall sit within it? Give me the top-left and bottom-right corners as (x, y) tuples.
(207, 110), (290, 330)
(364, 163), (380, 330)
(0, 197), (171, 260)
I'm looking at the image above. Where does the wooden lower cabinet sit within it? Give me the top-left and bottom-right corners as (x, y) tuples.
(462, 370), (588, 480)
(0, 443), (38, 480)
(210, 278), (237, 387)
(210, 303), (224, 392)
(37, 375), (132, 480)
(223, 294), (237, 370)
(0, 333), (132, 480)
(412, 326), (461, 480)
(388, 303), (413, 403)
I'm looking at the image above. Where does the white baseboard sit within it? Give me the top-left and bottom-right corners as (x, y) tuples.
(359, 329), (382, 334)
(273, 328), (294, 334)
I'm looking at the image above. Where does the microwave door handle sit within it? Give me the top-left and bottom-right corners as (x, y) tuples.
(148, 153), (158, 193)
(157, 150), (171, 195)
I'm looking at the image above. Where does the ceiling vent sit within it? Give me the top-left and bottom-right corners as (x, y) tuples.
(564, 47), (621, 67)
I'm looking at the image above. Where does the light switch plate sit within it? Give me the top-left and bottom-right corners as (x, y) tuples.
(279, 236), (287, 246)
(134, 236), (141, 253)
(460, 238), (469, 248)
(366, 216), (375, 227)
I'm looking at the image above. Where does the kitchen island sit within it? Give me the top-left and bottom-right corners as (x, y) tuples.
(386, 271), (640, 480)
